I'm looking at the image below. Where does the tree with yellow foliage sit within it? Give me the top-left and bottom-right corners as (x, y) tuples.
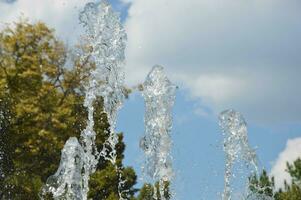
(0, 21), (137, 200)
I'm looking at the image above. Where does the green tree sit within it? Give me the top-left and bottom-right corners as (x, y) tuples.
(249, 158), (301, 200)
(0, 21), (137, 200)
(136, 182), (171, 200)
(0, 91), (13, 199)
(275, 159), (301, 200)
(249, 170), (275, 197)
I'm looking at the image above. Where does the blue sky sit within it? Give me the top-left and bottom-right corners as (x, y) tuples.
(1, 0), (301, 199)
(118, 90), (301, 199)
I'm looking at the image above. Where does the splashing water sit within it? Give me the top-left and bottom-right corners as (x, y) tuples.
(41, 138), (85, 200)
(79, 0), (126, 164)
(79, 0), (127, 198)
(79, 1), (127, 199)
(41, 1), (127, 199)
(141, 65), (176, 200)
(219, 109), (258, 200)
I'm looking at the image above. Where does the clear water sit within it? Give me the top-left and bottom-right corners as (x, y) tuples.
(79, 1), (127, 199)
(0, 1), (275, 200)
(41, 138), (85, 200)
(41, 1), (127, 199)
(140, 65), (176, 200)
(219, 109), (259, 200)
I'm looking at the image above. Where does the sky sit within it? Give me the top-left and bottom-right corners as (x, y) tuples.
(1, 0), (301, 199)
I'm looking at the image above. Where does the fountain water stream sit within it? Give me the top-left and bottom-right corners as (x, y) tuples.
(140, 65), (176, 200)
(41, 1), (127, 199)
(79, 1), (127, 199)
(41, 138), (85, 199)
(219, 109), (258, 200)
(36, 1), (273, 200)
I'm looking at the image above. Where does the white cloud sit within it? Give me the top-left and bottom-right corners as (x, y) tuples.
(123, 0), (301, 123)
(270, 137), (301, 189)
(1, 0), (300, 123)
(0, 0), (91, 43)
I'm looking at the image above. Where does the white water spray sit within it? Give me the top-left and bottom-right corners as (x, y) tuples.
(41, 1), (127, 199)
(219, 109), (258, 200)
(79, 1), (127, 198)
(140, 65), (176, 200)
(41, 138), (85, 199)
(79, 0), (126, 165)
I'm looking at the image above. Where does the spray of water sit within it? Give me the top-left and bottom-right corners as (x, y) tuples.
(79, 0), (126, 166)
(140, 65), (176, 200)
(79, 1), (127, 198)
(41, 1), (127, 199)
(219, 109), (258, 200)
(41, 138), (85, 199)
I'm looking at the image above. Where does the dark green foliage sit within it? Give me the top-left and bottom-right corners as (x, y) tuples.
(274, 159), (301, 200)
(136, 182), (171, 200)
(287, 158), (301, 186)
(249, 158), (301, 200)
(0, 98), (13, 199)
(249, 170), (275, 197)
